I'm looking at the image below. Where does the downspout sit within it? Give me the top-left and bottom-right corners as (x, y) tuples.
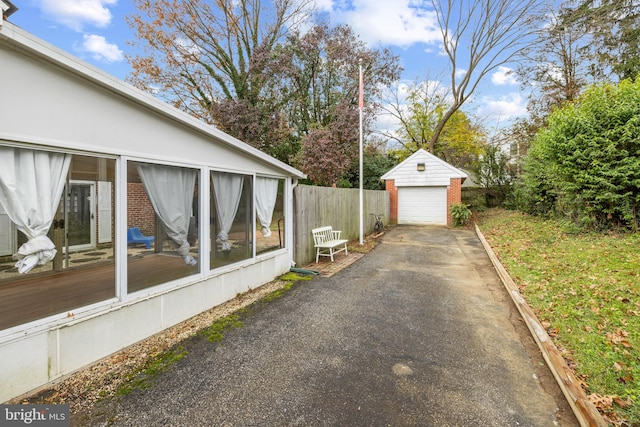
(291, 177), (298, 267)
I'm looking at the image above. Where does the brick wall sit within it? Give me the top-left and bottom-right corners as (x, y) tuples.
(127, 183), (156, 235)
(446, 178), (463, 227)
(385, 179), (398, 224)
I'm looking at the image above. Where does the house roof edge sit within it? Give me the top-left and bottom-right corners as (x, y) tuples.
(0, 21), (306, 179)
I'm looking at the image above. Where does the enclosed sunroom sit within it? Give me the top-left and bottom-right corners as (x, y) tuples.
(0, 19), (304, 402)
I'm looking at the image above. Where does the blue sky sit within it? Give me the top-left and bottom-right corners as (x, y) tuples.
(7, 0), (528, 135)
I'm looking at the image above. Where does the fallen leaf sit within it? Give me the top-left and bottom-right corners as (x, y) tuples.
(616, 374), (634, 384)
(606, 328), (632, 348)
(588, 393), (614, 411)
(613, 396), (633, 408)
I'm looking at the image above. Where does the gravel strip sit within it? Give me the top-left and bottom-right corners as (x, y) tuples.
(12, 279), (290, 414)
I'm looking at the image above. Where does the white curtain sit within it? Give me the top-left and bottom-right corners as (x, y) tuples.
(137, 163), (197, 265)
(0, 147), (71, 273)
(212, 172), (244, 251)
(255, 177), (279, 237)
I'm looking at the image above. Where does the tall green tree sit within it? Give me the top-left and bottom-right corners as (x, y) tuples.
(564, 0), (640, 81)
(517, 79), (640, 229)
(515, 6), (590, 119)
(509, 5), (593, 185)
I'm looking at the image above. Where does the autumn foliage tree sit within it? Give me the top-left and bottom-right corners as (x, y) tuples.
(127, 2), (400, 184)
(380, 80), (485, 170)
(272, 23), (401, 183)
(126, 0), (312, 161)
(378, 79), (448, 153)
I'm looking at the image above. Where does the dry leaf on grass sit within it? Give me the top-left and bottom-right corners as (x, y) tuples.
(606, 328), (633, 348)
(588, 393), (614, 411)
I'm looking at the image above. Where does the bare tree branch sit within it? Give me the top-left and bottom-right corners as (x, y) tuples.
(429, 0), (543, 150)
(126, 0), (313, 121)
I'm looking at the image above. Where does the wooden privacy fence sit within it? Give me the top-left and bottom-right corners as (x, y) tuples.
(293, 184), (390, 266)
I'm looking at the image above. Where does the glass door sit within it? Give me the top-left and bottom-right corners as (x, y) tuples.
(0, 203), (16, 256)
(66, 180), (96, 251)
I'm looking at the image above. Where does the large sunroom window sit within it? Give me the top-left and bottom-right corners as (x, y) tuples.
(0, 146), (116, 331)
(127, 161), (199, 293)
(210, 171), (253, 269)
(255, 177), (285, 255)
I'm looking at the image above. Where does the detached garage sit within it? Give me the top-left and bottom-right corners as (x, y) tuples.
(381, 149), (467, 226)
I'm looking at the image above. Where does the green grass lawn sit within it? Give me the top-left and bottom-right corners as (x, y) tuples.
(477, 209), (640, 425)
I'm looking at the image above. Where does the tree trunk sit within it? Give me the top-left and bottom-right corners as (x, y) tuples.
(429, 106), (458, 153)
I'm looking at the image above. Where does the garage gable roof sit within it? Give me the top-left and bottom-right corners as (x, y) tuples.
(381, 149), (467, 186)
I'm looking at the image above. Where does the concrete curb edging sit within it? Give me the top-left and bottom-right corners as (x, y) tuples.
(475, 224), (607, 427)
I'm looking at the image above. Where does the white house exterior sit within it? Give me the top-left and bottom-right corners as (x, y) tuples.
(0, 19), (305, 402)
(381, 149), (467, 226)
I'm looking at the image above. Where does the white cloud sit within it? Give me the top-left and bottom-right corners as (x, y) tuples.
(375, 109), (404, 132)
(78, 34), (123, 62)
(176, 37), (202, 56)
(455, 68), (467, 79)
(314, 0), (335, 12)
(478, 92), (528, 125)
(492, 66), (518, 86)
(42, 0), (116, 32)
(325, 0), (441, 48)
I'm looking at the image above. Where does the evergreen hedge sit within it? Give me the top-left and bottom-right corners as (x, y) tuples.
(516, 79), (640, 230)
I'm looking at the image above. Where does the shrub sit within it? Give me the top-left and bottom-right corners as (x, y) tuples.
(450, 203), (472, 226)
(519, 79), (640, 230)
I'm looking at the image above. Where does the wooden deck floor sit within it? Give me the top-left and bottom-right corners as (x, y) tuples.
(0, 233), (283, 332)
(0, 255), (198, 332)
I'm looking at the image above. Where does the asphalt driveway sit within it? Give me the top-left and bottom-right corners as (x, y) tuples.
(78, 225), (578, 426)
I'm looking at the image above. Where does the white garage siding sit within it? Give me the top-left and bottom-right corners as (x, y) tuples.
(397, 186), (447, 225)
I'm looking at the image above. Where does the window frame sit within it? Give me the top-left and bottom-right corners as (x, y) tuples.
(0, 146), (291, 336)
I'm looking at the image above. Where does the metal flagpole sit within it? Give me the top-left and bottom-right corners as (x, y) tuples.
(359, 59), (364, 245)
